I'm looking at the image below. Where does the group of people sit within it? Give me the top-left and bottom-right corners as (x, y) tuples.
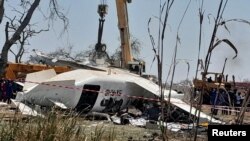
(209, 85), (246, 116)
(0, 78), (17, 104)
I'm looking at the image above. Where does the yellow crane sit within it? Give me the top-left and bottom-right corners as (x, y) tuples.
(95, 0), (145, 74)
(115, 0), (133, 68)
(5, 63), (71, 80)
(115, 0), (145, 74)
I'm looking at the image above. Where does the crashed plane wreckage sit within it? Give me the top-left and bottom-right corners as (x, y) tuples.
(12, 68), (223, 124)
(30, 49), (106, 71)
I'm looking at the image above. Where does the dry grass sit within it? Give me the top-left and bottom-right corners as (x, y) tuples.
(0, 108), (210, 141)
(0, 109), (160, 141)
(3, 103), (242, 141)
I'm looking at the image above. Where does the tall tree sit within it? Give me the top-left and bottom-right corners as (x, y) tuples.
(6, 9), (49, 63)
(0, 0), (68, 77)
(0, 0), (40, 77)
(0, 0), (4, 24)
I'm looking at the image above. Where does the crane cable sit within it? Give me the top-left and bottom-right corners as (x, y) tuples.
(100, 0), (106, 5)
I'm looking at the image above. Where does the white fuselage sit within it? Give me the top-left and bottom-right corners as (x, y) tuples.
(22, 68), (183, 113)
(19, 68), (223, 124)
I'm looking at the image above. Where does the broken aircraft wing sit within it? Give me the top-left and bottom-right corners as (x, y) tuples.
(126, 76), (222, 124)
(32, 50), (106, 71)
(46, 59), (106, 71)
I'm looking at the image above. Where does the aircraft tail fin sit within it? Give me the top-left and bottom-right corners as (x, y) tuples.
(23, 69), (56, 91)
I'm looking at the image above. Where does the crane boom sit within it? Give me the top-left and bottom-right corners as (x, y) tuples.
(115, 0), (133, 68)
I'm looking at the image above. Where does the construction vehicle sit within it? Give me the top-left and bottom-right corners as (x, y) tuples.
(115, 0), (145, 74)
(4, 63), (71, 80)
(192, 71), (234, 104)
(193, 72), (226, 90)
(93, 0), (145, 74)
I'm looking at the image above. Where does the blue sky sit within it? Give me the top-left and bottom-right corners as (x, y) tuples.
(1, 0), (250, 82)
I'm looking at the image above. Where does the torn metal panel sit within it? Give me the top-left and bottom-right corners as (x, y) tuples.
(11, 99), (43, 117)
(24, 69), (56, 91)
(49, 99), (68, 109)
(0, 102), (8, 106)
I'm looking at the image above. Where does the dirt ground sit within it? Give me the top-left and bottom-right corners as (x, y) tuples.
(76, 120), (207, 141)
(201, 105), (250, 124)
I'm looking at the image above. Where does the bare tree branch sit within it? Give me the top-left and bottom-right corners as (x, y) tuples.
(0, 0), (4, 24)
(0, 0), (41, 76)
(3, 1), (49, 63)
(9, 49), (16, 56)
(49, 0), (69, 34)
(5, 22), (9, 40)
(5, 15), (18, 31)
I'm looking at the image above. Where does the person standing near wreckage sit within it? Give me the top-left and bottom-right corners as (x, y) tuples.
(0, 78), (3, 101)
(6, 80), (13, 104)
(221, 89), (229, 115)
(210, 88), (219, 115)
(144, 102), (161, 121)
(235, 92), (241, 115)
(0, 78), (7, 102)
